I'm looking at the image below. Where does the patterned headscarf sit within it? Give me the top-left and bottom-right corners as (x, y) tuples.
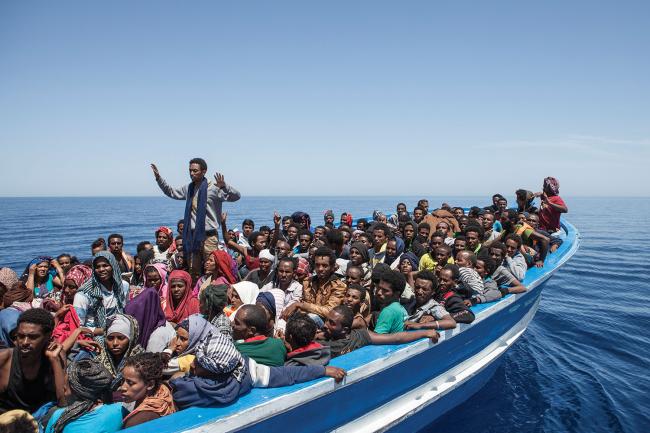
(544, 177), (560, 195)
(98, 314), (144, 389)
(78, 251), (126, 332)
(144, 263), (169, 300)
(295, 257), (311, 280)
(195, 330), (244, 379)
(0, 268), (19, 291)
(323, 210), (334, 222)
(64, 265), (92, 289)
(53, 360), (112, 433)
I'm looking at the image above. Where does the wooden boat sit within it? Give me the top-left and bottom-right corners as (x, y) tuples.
(125, 219), (580, 433)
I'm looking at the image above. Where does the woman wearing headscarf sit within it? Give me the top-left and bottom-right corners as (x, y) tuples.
(0, 268), (19, 301)
(348, 242), (371, 286)
(227, 281), (259, 322)
(74, 252), (130, 334)
(164, 270), (200, 324)
(128, 249), (154, 289)
(120, 352), (176, 428)
(93, 314), (144, 397)
(125, 285), (175, 353)
(140, 263), (169, 303)
(51, 265), (94, 344)
(384, 237), (405, 270)
(398, 252), (420, 300)
(163, 314), (216, 376)
(0, 281), (34, 347)
(199, 284), (231, 337)
(43, 359), (122, 433)
(192, 250), (237, 297)
(23, 256), (64, 298)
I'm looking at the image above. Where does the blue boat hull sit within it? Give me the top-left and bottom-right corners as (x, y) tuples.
(125, 220), (579, 433)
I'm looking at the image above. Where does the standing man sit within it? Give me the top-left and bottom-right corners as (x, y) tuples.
(151, 158), (240, 281)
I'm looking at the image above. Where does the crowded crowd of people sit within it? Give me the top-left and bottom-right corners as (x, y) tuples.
(0, 158), (568, 432)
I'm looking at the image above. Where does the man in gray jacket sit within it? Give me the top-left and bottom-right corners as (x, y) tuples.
(151, 158), (240, 280)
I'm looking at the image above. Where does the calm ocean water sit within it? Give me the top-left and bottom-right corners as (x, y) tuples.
(0, 196), (648, 432)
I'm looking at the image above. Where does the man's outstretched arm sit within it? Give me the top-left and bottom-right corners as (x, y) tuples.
(151, 163), (188, 200)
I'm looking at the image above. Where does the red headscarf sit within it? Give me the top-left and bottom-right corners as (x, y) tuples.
(211, 250), (237, 284)
(65, 265), (93, 289)
(164, 270), (199, 323)
(156, 226), (177, 253)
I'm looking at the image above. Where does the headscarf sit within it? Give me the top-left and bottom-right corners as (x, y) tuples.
(185, 314), (218, 355)
(64, 265), (92, 289)
(211, 250), (237, 284)
(294, 257), (311, 280)
(229, 281), (260, 322)
(2, 282), (34, 309)
(385, 237), (405, 265)
(156, 226), (176, 254)
(200, 284), (229, 323)
(98, 314), (144, 389)
(123, 382), (176, 424)
(164, 270), (199, 324)
(21, 256), (55, 297)
(144, 263), (169, 300)
(349, 242), (369, 263)
(340, 212), (353, 227)
(0, 268), (19, 291)
(258, 249), (275, 264)
(125, 287), (167, 347)
(399, 252), (419, 271)
(20, 256), (53, 280)
(544, 177), (560, 195)
(78, 251), (126, 331)
(323, 210), (334, 222)
(52, 360), (112, 433)
(256, 292), (276, 320)
(195, 331), (244, 377)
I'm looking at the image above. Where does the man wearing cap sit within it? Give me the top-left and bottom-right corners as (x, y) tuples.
(151, 158), (240, 281)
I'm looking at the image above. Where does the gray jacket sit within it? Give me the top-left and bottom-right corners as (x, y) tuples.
(156, 176), (240, 232)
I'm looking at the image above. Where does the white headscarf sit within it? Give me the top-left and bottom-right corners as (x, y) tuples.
(106, 314), (132, 340)
(229, 281), (260, 322)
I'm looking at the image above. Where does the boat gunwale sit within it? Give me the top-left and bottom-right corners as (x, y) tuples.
(124, 218), (580, 433)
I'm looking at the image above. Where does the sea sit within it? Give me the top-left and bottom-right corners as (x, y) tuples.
(0, 196), (648, 433)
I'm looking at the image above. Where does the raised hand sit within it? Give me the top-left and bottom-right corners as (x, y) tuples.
(151, 163), (161, 179)
(214, 172), (226, 188)
(45, 342), (63, 360)
(221, 212), (228, 224)
(273, 212), (281, 227)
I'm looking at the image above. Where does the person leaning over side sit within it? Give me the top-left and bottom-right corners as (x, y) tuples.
(151, 158), (241, 281)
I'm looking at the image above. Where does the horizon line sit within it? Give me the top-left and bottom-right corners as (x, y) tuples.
(0, 194), (649, 199)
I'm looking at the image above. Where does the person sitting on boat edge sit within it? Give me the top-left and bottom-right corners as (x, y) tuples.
(281, 247), (346, 328)
(170, 326), (345, 409)
(435, 266), (475, 324)
(284, 313), (331, 367)
(372, 270), (409, 334)
(403, 271), (456, 331)
(536, 176), (568, 235)
(0, 308), (66, 414)
(318, 305), (439, 358)
(43, 359), (123, 433)
(120, 352), (177, 429)
(233, 305), (286, 367)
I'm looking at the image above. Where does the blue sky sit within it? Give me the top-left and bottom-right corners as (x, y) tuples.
(1, 1), (649, 197)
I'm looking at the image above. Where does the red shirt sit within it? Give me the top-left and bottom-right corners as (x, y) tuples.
(539, 195), (566, 232)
